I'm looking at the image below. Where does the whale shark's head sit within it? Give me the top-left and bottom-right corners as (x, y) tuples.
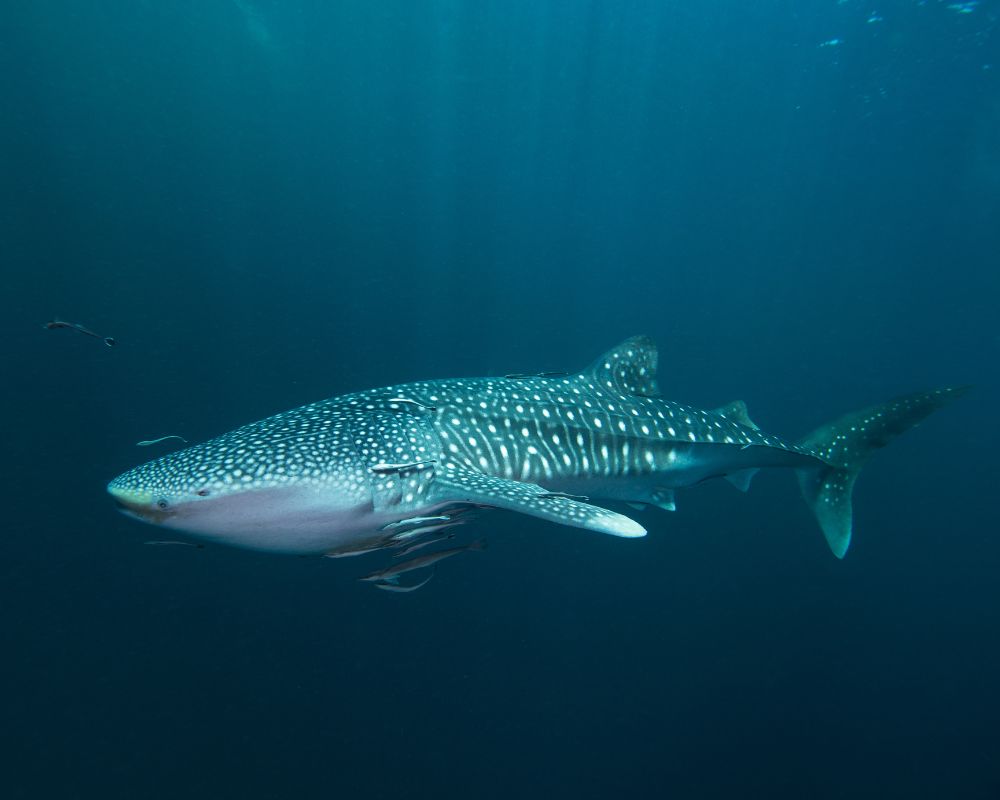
(107, 407), (373, 553)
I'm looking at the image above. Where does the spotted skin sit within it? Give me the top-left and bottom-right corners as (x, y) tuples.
(108, 337), (966, 557)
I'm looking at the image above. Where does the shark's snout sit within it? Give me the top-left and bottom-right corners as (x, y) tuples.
(108, 484), (175, 524)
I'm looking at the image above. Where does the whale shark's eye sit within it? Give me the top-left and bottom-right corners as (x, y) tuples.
(156, 498), (169, 510)
(196, 489), (211, 497)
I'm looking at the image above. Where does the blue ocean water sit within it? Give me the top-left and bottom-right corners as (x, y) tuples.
(2, 1), (998, 797)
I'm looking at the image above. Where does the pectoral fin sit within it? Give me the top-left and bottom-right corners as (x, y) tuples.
(429, 464), (645, 538)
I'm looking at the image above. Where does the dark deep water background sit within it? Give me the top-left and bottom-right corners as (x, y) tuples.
(2, 1), (999, 797)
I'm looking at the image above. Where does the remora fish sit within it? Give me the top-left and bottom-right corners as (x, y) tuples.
(359, 540), (487, 584)
(394, 530), (458, 558)
(373, 572), (435, 593)
(44, 319), (116, 347)
(136, 435), (188, 447)
(108, 336), (966, 559)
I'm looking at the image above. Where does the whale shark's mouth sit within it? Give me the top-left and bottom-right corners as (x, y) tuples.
(108, 486), (175, 525)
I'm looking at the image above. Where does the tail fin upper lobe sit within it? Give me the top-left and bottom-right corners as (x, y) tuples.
(797, 386), (969, 558)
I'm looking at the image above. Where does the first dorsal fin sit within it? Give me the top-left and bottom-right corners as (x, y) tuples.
(712, 400), (759, 430)
(586, 336), (659, 397)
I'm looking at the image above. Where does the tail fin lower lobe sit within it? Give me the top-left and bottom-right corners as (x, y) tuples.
(797, 387), (968, 558)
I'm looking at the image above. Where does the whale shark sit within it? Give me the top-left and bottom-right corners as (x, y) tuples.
(108, 336), (965, 560)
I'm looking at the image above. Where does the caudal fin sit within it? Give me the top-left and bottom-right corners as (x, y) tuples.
(797, 387), (969, 558)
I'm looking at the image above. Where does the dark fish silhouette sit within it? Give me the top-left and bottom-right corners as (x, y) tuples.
(359, 539), (488, 585)
(136, 435), (188, 447)
(144, 540), (205, 548)
(45, 319), (115, 347)
(393, 531), (457, 558)
(373, 571), (436, 593)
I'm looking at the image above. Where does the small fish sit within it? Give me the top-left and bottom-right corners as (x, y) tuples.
(144, 540), (204, 548)
(538, 491), (589, 501)
(388, 519), (465, 546)
(381, 515), (452, 531)
(136, 435), (188, 447)
(386, 397), (437, 411)
(44, 319), (116, 347)
(322, 545), (385, 559)
(370, 460), (437, 474)
(374, 571), (436, 593)
(946, 1), (977, 13)
(359, 539), (487, 584)
(393, 532), (457, 558)
(504, 371), (568, 379)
